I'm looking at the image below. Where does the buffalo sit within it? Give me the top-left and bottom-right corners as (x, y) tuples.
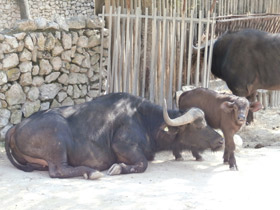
(178, 87), (261, 169)
(5, 92), (223, 179)
(211, 29), (280, 122)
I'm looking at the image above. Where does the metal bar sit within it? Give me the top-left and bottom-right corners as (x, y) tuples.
(167, 8), (177, 108)
(187, 10), (194, 85)
(141, 8), (148, 98)
(107, 6), (113, 93)
(123, 9), (131, 92)
(177, 3), (187, 91)
(99, 6), (105, 95)
(202, 11), (210, 88)
(206, 13), (216, 88)
(159, 8), (167, 104)
(132, 7), (140, 95)
(195, 10), (202, 87)
(149, 7), (157, 102)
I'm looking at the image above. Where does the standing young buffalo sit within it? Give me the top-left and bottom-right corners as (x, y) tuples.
(179, 88), (262, 170)
(211, 29), (280, 122)
(5, 92), (223, 179)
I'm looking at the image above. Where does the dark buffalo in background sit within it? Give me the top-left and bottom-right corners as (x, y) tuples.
(5, 93), (223, 180)
(179, 88), (261, 169)
(211, 29), (280, 122)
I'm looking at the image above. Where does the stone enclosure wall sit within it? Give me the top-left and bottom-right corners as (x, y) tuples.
(0, 16), (108, 140)
(0, 0), (95, 30)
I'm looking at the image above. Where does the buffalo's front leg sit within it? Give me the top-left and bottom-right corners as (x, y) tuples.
(108, 141), (148, 176)
(223, 136), (238, 170)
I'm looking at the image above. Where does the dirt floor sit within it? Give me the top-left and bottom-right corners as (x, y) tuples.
(1, 108), (280, 210)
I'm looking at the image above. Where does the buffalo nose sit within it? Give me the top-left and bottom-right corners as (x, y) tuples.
(238, 114), (246, 121)
(219, 139), (224, 145)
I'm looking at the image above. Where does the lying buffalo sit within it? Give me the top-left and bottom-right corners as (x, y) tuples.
(211, 29), (279, 122)
(5, 92), (223, 179)
(179, 87), (261, 169)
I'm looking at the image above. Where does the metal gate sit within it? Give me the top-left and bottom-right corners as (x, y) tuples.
(99, 5), (216, 108)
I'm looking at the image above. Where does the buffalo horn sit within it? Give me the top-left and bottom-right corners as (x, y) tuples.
(163, 98), (205, 127)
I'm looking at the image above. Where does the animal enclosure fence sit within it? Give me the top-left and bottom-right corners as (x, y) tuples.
(99, 5), (216, 108)
(98, 1), (280, 109)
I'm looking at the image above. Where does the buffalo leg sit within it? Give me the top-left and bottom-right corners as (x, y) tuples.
(172, 146), (184, 160)
(48, 162), (103, 180)
(223, 136), (238, 170)
(246, 93), (256, 124)
(108, 141), (148, 175)
(191, 150), (203, 161)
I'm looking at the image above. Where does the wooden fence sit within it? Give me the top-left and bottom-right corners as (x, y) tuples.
(99, 5), (216, 108)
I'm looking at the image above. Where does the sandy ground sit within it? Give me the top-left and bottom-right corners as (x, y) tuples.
(1, 108), (280, 210)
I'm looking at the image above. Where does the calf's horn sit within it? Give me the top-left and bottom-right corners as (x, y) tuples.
(163, 98), (205, 126)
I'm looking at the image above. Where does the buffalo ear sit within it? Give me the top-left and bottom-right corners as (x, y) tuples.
(160, 124), (179, 135)
(220, 101), (234, 113)
(250, 101), (262, 112)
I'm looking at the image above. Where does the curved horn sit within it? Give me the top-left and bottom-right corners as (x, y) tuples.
(192, 39), (218, 53)
(163, 98), (205, 127)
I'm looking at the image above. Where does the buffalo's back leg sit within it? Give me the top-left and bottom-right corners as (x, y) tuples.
(191, 150), (203, 161)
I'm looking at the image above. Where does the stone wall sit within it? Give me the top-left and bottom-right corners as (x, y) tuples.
(0, 0), (95, 30)
(0, 16), (108, 140)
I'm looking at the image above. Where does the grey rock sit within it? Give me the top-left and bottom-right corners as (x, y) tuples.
(32, 76), (45, 87)
(10, 110), (22, 124)
(19, 61), (32, 73)
(72, 54), (85, 65)
(54, 16), (69, 31)
(5, 35), (19, 49)
(3, 53), (19, 69)
(22, 100), (41, 117)
(58, 73), (69, 85)
(88, 35), (101, 48)
(57, 91), (67, 103)
(5, 83), (26, 106)
(39, 59), (52, 75)
(24, 35), (34, 51)
(86, 17), (104, 29)
(62, 97), (74, 106)
(0, 71), (7, 85)
(40, 102), (50, 110)
(32, 65), (40, 76)
(35, 17), (48, 29)
(50, 57), (62, 71)
(14, 33), (26, 40)
(39, 83), (62, 101)
(27, 87), (40, 101)
(67, 16), (86, 29)
(68, 73), (88, 84)
(62, 32), (72, 49)
(50, 99), (61, 108)
(19, 49), (32, 61)
(61, 50), (72, 62)
(37, 33), (46, 51)
(0, 124), (13, 140)
(45, 33), (56, 51)
(14, 19), (37, 31)
(77, 36), (88, 47)
(20, 72), (33, 86)
(6, 68), (20, 81)
(45, 72), (60, 83)
(52, 45), (64, 56)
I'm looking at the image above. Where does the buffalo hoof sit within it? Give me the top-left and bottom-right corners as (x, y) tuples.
(83, 171), (104, 180)
(196, 157), (204, 161)
(107, 163), (122, 175)
(175, 157), (184, 161)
